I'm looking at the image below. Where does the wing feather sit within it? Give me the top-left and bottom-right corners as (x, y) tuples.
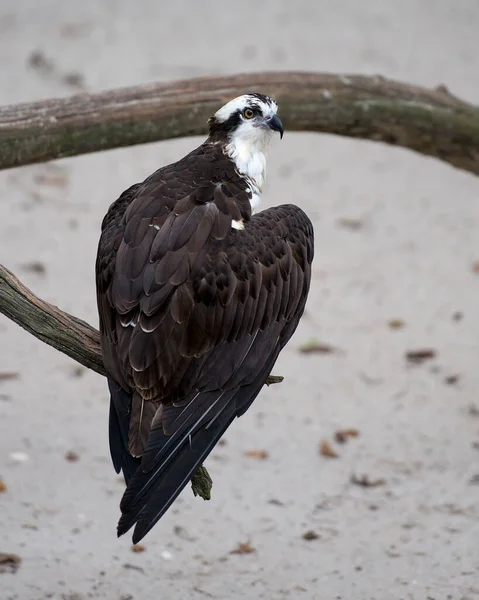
(95, 142), (314, 540)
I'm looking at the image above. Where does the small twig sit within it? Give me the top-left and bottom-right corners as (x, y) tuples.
(265, 375), (284, 386)
(191, 465), (213, 500)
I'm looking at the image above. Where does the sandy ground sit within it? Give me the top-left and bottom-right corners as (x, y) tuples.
(1, 1), (479, 599)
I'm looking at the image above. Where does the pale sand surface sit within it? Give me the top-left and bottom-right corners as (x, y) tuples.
(1, 2), (479, 599)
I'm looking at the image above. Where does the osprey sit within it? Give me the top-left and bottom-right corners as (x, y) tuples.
(95, 93), (314, 542)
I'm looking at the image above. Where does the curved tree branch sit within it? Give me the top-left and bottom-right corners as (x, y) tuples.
(1, 71), (479, 501)
(1, 72), (479, 175)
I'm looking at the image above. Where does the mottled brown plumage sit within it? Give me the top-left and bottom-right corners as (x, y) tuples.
(96, 94), (314, 542)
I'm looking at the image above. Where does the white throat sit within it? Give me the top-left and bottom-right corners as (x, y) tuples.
(225, 136), (271, 215)
(226, 138), (267, 189)
(212, 93), (279, 219)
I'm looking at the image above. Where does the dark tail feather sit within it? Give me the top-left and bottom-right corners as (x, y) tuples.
(119, 391), (222, 514)
(118, 343), (284, 542)
(107, 377), (140, 485)
(118, 390), (236, 543)
(118, 389), (238, 542)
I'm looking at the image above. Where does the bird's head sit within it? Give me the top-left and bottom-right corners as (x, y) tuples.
(207, 94), (283, 189)
(207, 93), (284, 151)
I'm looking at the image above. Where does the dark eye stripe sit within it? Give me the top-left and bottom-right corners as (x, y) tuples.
(208, 94), (277, 139)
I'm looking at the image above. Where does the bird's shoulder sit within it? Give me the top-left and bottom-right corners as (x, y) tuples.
(98, 142), (252, 256)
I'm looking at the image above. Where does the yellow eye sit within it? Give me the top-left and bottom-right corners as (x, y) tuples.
(243, 108), (254, 119)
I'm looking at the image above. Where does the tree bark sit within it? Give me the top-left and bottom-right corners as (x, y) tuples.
(0, 264), (104, 376)
(1, 72), (479, 175)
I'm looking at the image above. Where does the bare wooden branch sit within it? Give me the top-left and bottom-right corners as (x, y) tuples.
(1, 72), (479, 175)
(0, 264), (105, 375)
(0, 264), (285, 499)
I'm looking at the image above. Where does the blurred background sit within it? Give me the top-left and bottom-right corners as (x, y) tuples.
(1, 1), (479, 599)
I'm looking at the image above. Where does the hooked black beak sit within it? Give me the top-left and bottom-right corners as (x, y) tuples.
(268, 114), (284, 139)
